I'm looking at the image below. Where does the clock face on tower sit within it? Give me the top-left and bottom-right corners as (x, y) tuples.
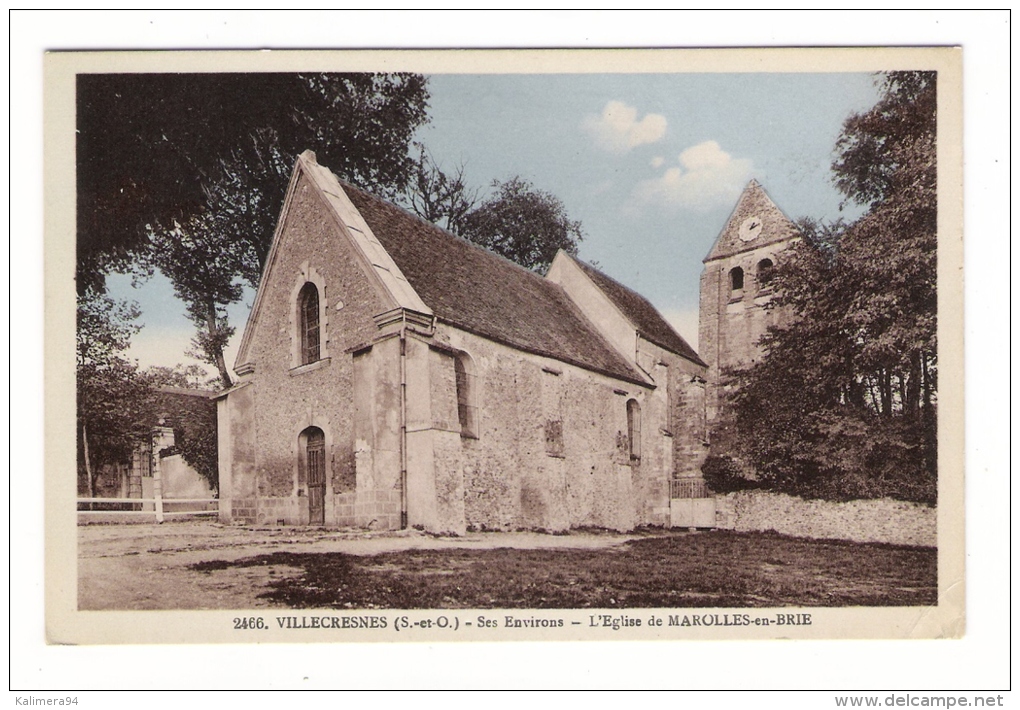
(738, 215), (763, 242)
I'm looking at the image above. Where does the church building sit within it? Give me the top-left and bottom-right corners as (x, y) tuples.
(216, 151), (712, 534)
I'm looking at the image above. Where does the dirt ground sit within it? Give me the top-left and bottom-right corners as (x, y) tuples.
(78, 520), (936, 610)
(77, 521), (646, 610)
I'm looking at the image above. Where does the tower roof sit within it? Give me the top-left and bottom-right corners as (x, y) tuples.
(703, 180), (800, 263)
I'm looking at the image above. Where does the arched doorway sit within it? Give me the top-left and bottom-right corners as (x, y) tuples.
(301, 427), (326, 524)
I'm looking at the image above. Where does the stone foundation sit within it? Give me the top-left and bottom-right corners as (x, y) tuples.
(335, 489), (402, 530)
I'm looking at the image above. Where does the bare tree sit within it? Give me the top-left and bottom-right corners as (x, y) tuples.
(404, 145), (479, 235)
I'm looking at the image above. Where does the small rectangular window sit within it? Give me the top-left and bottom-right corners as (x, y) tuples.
(455, 352), (478, 438)
(627, 399), (641, 462)
(544, 420), (564, 458)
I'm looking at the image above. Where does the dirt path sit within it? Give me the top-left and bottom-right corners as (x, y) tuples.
(77, 521), (646, 610)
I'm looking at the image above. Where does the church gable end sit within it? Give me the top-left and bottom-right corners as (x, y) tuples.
(237, 169), (388, 376)
(234, 151), (431, 377)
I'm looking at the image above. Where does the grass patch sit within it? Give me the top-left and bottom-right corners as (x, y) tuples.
(190, 530), (936, 609)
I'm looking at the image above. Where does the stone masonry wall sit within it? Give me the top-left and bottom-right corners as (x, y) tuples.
(239, 172), (389, 525)
(637, 337), (708, 479)
(431, 325), (683, 533)
(700, 242), (793, 425)
(714, 490), (936, 547)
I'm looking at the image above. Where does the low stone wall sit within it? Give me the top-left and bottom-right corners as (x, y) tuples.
(714, 490), (936, 547)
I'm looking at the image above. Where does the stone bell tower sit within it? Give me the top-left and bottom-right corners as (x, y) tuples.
(699, 180), (800, 423)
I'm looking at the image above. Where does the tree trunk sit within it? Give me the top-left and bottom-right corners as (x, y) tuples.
(905, 349), (922, 419)
(866, 375), (882, 416)
(204, 300), (233, 390)
(897, 373), (907, 416)
(881, 369), (893, 417)
(82, 422), (95, 501)
(921, 351), (934, 412)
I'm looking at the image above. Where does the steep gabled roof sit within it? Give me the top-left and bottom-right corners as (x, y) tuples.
(704, 179), (800, 263)
(569, 256), (706, 367)
(234, 151), (430, 372)
(341, 182), (649, 386)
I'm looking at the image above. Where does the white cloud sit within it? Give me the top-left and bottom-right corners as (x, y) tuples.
(661, 308), (700, 353)
(650, 155), (664, 168)
(628, 140), (752, 211)
(583, 100), (667, 153)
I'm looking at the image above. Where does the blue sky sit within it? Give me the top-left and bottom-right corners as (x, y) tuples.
(109, 71), (882, 378)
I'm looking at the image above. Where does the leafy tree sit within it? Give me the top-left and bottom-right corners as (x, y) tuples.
(79, 73), (431, 386)
(402, 153), (586, 273)
(833, 72), (937, 423)
(76, 288), (149, 497)
(722, 71), (937, 504)
(143, 207), (248, 389)
(832, 71), (937, 209)
(460, 177), (584, 272)
(77, 73), (430, 295)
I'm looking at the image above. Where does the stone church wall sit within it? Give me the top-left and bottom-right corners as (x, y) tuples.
(429, 325), (683, 533)
(220, 172), (391, 526)
(636, 336), (709, 482)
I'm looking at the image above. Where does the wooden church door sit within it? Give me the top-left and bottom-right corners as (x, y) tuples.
(305, 428), (326, 525)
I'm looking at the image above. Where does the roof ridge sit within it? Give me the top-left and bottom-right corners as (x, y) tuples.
(569, 253), (653, 303)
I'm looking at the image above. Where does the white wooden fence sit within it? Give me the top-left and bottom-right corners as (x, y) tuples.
(77, 497), (218, 523)
(669, 478), (709, 499)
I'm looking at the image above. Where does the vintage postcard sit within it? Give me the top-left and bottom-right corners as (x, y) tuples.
(46, 47), (963, 645)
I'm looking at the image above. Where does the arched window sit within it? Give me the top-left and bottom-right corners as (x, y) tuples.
(300, 426), (326, 525)
(298, 282), (320, 365)
(757, 258), (774, 287)
(730, 266), (744, 292)
(626, 399), (641, 462)
(454, 352), (478, 439)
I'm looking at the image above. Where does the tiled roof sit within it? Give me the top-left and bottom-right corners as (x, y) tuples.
(570, 257), (706, 367)
(341, 182), (649, 386)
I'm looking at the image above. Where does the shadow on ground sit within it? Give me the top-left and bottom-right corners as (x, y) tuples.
(190, 531), (937, 609)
